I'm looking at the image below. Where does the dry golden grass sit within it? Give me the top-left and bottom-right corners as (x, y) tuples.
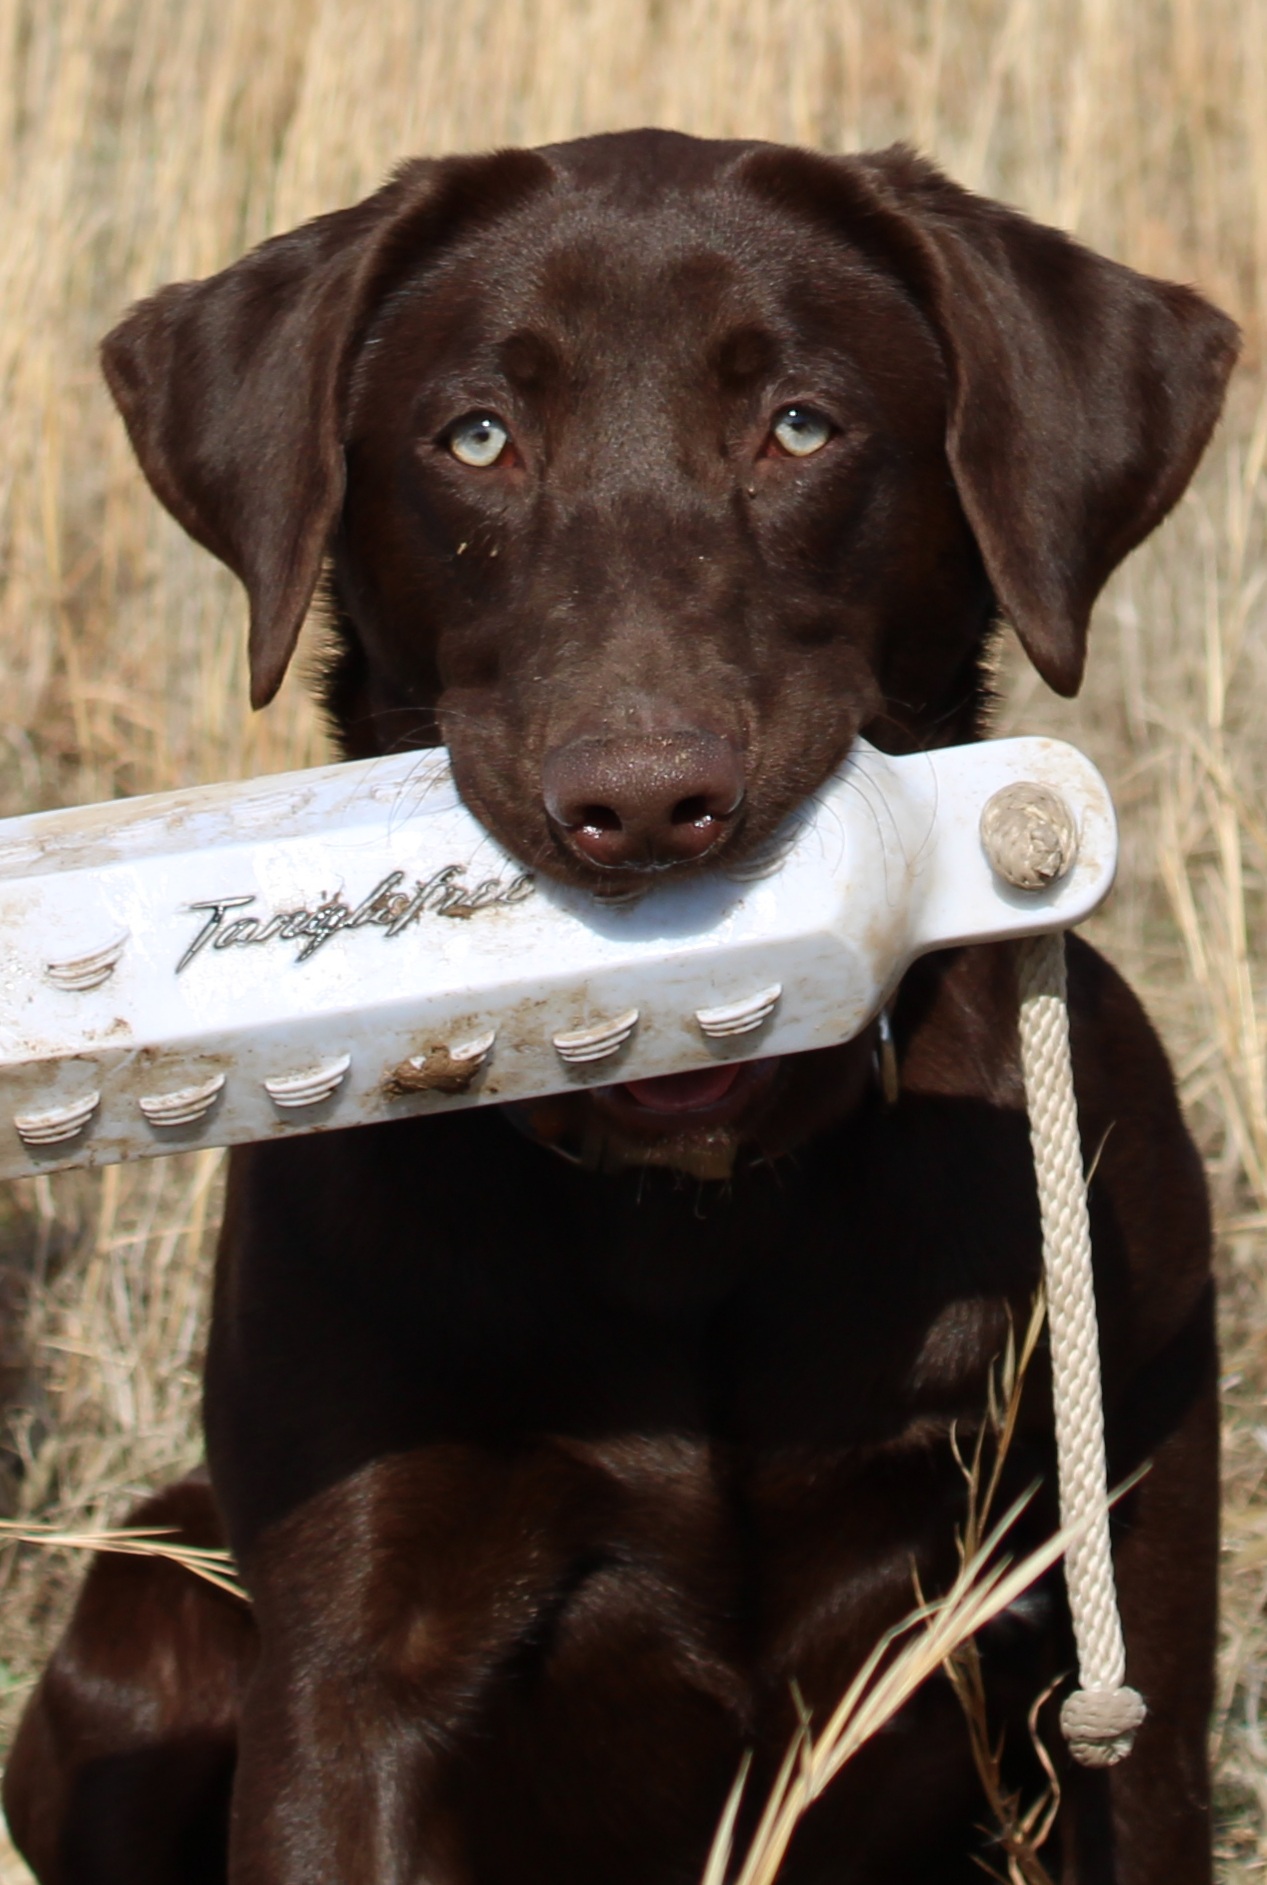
(701, 1490), (1080, 1885)
(0, 0), (1264, 1877)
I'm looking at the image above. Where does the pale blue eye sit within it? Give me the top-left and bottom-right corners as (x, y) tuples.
(448, 414), (510, 467)
(772, 406), (832, 457)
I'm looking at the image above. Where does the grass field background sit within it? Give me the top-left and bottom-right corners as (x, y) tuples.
(0, 0), (1264, 1874)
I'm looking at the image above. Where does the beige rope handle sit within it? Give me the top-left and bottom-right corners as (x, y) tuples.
(981, 784), (1145, 1769)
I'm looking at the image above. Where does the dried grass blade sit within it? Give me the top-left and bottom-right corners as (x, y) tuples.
(0, 1520), (246, 1601)
(701, 1750), (752, 1885)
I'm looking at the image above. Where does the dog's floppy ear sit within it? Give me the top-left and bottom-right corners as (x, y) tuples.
(102, 151), (550, 708)
(745, 145), (1240, 695)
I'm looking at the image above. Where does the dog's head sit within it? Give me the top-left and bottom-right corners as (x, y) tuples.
(102, 132), (1238, 1171)
(103, 132), (1237, 884)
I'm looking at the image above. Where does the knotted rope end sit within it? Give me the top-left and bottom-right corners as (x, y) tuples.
(980, 782), (1078, 890)
(1059, 1684), (1146, 1767)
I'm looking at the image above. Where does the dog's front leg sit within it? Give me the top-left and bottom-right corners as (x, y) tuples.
(224, 1443), (600, 1884)
(225, 1439), (746, 1885)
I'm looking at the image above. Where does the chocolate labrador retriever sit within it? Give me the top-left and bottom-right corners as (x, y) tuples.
(4, 131), (1238, 1884)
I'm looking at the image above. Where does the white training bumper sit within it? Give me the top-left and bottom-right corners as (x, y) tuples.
(0, 736), (1115, 1179)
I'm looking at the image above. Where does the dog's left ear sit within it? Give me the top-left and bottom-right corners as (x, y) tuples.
(745, 146), (1241, 695)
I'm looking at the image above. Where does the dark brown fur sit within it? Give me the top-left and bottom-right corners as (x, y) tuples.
(4, 131), (1238, 1883)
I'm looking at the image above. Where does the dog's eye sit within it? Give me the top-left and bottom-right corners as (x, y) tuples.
(769, 407), (833, 458)
(447, 415), (511, 468)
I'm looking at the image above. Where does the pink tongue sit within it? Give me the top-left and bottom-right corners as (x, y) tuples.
(620, 1064), (744, 1114)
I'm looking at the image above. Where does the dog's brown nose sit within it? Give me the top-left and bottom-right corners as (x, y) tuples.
(542, 730), (745, 870)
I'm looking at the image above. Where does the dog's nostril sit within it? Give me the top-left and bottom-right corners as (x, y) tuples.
(672, 794), (715, 828)
(577, 803), (622, 833)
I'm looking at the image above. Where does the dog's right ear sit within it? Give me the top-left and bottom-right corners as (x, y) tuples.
(102, 151), (550, 708)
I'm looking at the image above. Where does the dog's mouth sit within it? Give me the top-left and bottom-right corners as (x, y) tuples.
(592, 1056), (779, 1131)
(507, 1035), (876, 1181)
(504, 1056), (782, 1179)
(613, 1063), (749, 1113)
